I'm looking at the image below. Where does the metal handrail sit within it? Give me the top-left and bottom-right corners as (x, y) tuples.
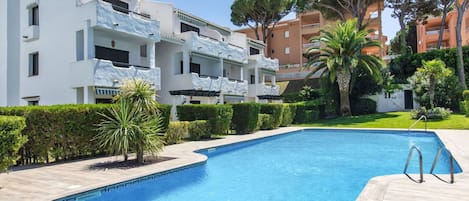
(409, 115), (427, 132)
(430, 147), (455, 184)
(403, 145), (424, 183)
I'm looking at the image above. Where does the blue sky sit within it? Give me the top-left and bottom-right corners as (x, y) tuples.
(155, 0), (399, 43)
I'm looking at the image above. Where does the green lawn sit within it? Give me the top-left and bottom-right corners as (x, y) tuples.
(299, 112), (469, 130)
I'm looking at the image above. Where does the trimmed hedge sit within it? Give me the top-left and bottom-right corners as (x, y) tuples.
(465, 101), (469, 117)
(163, 121), (189, 145)
(294, 101), (319, 123)
(351, 98), (377, 115)
(231, 103), (260, 134)
(0, 116), (27, 171)
(280, 104), (296, 127)
(188, 120), (210, 140)
(177, 104), (233, 134)
(0, 104), (171, 165)
(260, 104), (284, 128)
(464, 90), (469, 101)
(258, 114), (274, 130)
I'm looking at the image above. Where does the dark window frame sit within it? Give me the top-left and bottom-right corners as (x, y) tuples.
(29, 52), (39, 76)
(30, 5), (39, 26)
(181, 22), (200, 35)
(249, 47), (260, 55)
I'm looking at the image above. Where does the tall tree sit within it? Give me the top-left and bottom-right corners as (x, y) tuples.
(305, 19), (384, 116)
(299, 0), (381, 29)
(231, 0), (296, 43)
(455, 0), (468, 89)
(436, 0), (455, 49)
(387, 0), (438, 54)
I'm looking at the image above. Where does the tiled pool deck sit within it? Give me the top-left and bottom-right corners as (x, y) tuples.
(0, 128), (468, 201)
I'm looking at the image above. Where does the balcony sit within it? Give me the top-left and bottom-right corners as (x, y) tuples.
(248, 84), (280, 97)
(180, 32), (247, 64)
(425, 29), (449, 43)
(302, 23), (320, 35)
(172, 73), (248, 96)
(81, 0), (160, 41)
(248, 54), (279, 71)
(70, 59), (161, 90)
(22, 25), (39, 42)
(302, 42), (320, 49)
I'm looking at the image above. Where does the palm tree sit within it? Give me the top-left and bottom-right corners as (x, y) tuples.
(305, 19), (383, 116)
(417, 59), (452, 108)
(96, 79), (164, 164)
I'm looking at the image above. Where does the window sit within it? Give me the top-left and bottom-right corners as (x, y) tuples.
(190, 63), (201, 74)
(284, 31), (289, 38)
(30, 5), (39, 26)
(249, 47), (260, 55)
(285, 47), (290, 55)
(28, 100), (39, 106)
(95, 46), (129, 65)
(76, 30), (84, 61)
(180, 60), (184, 74)
(140, 45), (147, 58)
(181, 23), (200, 35)
(271, 49), (275, 54)
(103, 0), (129, 14)
(29, 52), (39, 76)
(190, 100), (201, 104)
(271, 33), (274, 38)
(250, 75), (255, 84)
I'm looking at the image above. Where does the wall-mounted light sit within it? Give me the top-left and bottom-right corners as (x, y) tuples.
(113, 79), (119, 83)
(149, 33), (154, 36)
(22, 35), (29, 39)
(111, 40), (116, 48)
(113, 23), (119, 26)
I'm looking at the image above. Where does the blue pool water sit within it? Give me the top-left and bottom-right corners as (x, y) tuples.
(61, 129), (461, 201)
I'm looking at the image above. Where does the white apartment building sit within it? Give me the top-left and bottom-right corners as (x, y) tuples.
(0, 0), (279, 108)
(140, 1), (280, 106)
(1, 0), (161, 106)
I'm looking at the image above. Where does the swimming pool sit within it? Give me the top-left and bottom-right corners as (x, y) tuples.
(59, 129), (461, 201)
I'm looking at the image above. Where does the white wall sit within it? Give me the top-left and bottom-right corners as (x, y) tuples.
(94, 30), (149, 66)
(0, 0), (7, 106)
(155, 41), (183, 104)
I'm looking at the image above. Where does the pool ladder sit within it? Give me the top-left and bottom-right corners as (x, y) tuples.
(403, 145), (456, 184)
(408, 115), (427, 132)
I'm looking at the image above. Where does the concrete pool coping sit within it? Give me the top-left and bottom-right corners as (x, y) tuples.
(0, 127), (467, 201)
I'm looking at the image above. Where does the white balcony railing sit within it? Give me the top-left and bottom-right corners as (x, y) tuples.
(70, 59), (161, 90)
(81, 0), (160, 41)
(248, 83), (280, 97)
(180, 32), (248, 64)
(302, 42), (320, 49)
(248, 54), (279, 71)
(173, 73), (248, 96)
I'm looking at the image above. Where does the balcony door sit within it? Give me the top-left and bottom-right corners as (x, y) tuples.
(95, 46), (129, 67)
(190, 63), (201, 74)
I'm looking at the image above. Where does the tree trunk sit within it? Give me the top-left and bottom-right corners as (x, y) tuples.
(456, 6), (468, 89)
(398, 16), (408, 54)
(436, 7), (449, 49)
(123, 153), (128, 161)
(136, 145), (144, 164)
(336, 69), (352, 116)
(429, 75), (435, 109)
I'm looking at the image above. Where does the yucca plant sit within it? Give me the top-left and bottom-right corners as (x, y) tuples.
(96, 79), (163, 164)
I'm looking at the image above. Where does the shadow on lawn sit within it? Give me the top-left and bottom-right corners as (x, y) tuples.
(308, 113), (400, 126)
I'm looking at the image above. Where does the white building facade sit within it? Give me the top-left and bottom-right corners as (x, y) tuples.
(1, 0), (161, 106)
(0, 0), (279, 107)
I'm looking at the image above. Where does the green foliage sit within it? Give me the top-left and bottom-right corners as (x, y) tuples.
(306, 19), (384, 116)
(97, 79), (165, 164)
(351, 98), (377, 115)
(459, 101), (467, 114)
(0, 116), (27, 172)
(299, 86), (320, 101)
(466, 101), (469, 117)
(231, 103), (260, 134)
(294, 101), (320, 123)
(231, 0), (296, 42)
(411, 107), (452, 120)
(188, 120), (210, 140)
(177, 104), (233, 134)
(257, 114), (274, 130)
(408, 62), (462, 110)
(163, 121), (190, 145)
(260, 104), (284, 128)
(157, 104), (172, 132)
(280, 104), (295, 127)
(282, 92), (303, 103)
(0, 104), (111, 164)
(463, 90), (469, 101)
(389, 46), (469, 84)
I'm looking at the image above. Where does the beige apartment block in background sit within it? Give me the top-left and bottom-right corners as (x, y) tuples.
(237, 1), (386, 81)
(416, 9), (469, 53)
